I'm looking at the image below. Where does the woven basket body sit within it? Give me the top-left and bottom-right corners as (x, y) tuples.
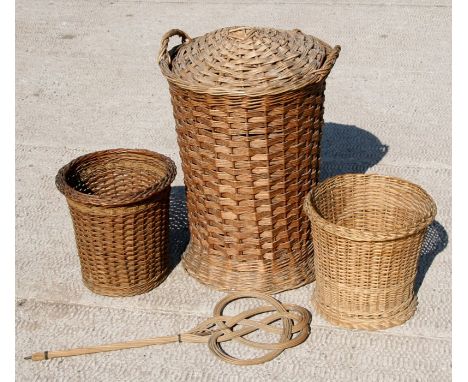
(159, 27), (340, 293)
(304, 174), (437, 330)
(56, 149), (176, 297)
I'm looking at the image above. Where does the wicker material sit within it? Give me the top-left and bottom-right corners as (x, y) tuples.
(56, 149), (177, 297)
(27, 292), (311, 366)
(159, 26), (340, 293)
(304, 174), (437, 330)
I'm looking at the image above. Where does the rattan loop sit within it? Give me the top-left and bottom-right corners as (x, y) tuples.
(158, 28), (191, 64)
(208, 292), (290, 365)
(205, 292), (311, 365)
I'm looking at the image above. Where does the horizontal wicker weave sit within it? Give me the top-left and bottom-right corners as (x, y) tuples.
(56, 149), (176, 297)
(159, 26), (340, 293)
(304, 174), (437, 330)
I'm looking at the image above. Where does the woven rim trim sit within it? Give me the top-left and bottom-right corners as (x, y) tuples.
(303, 173), (437, 242)
(56, 148), (177, 207)
(159, 26), (341, 97)
(312, 295), (418, 330)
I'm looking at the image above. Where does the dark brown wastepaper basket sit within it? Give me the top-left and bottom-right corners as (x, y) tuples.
(56, 149), (176, 296)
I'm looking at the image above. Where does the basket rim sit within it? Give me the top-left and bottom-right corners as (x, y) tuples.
(55, 148), (177, 207)
(159, 26), (341, 97)
(303, 173), (437, 242)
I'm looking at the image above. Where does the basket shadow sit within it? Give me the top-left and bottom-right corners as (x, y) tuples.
(168, 123), (389, 268)
(167, 124), (447, 286)
(168, 185), (190, 268)
(319, 122), (389, 180)
(414, 221), (449, 294)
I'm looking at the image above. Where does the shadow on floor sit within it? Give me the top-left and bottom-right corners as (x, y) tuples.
(320, 123), (448, 294)
(414, 221), (449, 294)
(168, 185), (189, 268)
(167, 123), (447, 291)
(320, 122), (389, 179)
(167, 124), (391, 267)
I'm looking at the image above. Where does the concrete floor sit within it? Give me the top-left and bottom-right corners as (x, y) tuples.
(16, 0), (451, 381)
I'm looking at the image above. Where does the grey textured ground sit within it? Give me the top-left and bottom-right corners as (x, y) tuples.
(16, 0), (451, 381)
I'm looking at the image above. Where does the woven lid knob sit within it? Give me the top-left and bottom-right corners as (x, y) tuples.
(228, 27), (257, 41)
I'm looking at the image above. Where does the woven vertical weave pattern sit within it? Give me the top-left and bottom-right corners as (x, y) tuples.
(304, 174), (437, 330)
(159, 27), (340, 293)
(56, 149), (177, 297)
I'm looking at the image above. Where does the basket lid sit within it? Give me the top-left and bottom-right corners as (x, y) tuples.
(158, 26), (340, 97)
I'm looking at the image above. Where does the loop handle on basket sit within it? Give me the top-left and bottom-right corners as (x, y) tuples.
(158, 29), (192, 65)
(291, 29), (340, 83)
(314, 45), (341, 83)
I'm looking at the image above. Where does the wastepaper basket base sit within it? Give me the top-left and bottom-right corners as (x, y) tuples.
(312, 295), (418, 330)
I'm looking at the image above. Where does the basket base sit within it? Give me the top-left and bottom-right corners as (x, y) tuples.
(181, 241), (315, 294)
(82, 269), (170, 297)
(312, 294), (418, 330)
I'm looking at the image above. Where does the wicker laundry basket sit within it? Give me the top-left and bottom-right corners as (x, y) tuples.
(159, 26), (340, 293)
(56, 149), (176, 297)
(304, 174), (437, 330)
